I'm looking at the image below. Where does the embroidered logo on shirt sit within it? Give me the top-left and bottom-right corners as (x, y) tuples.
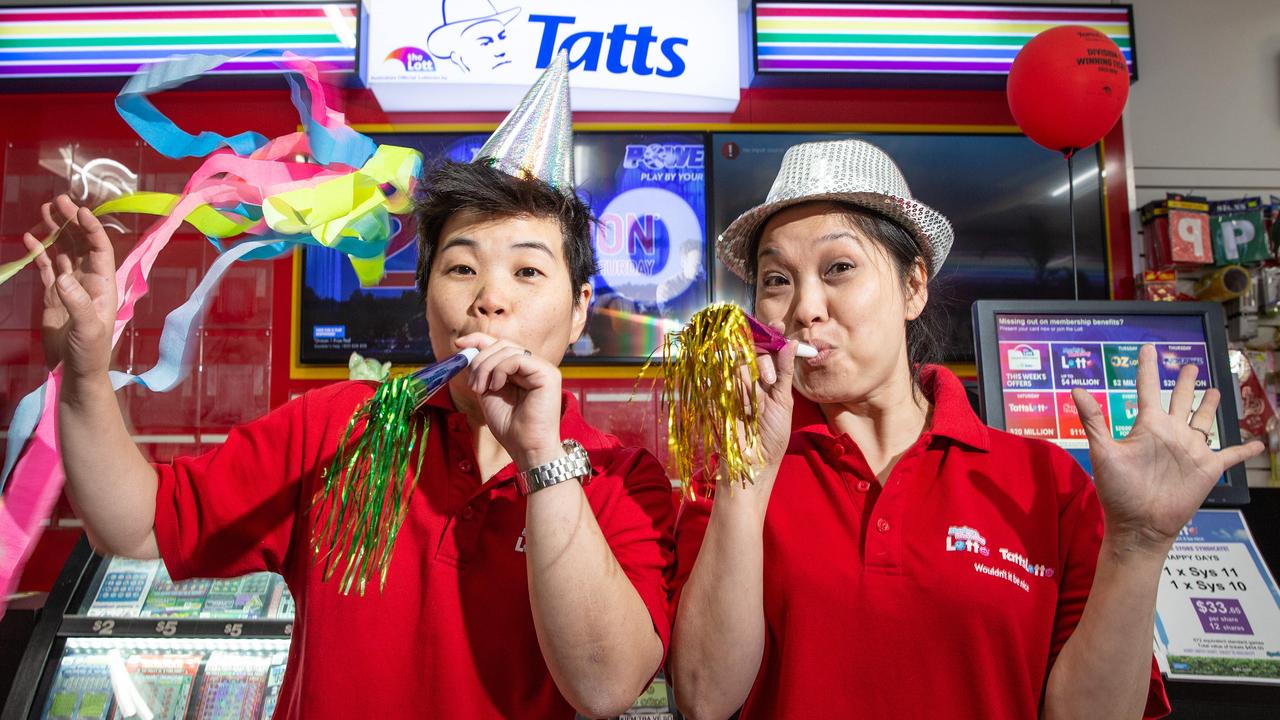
(997, 547), (1055, 578)
(973, 562), (1030, 592)
(515, 528), (527, 553)
(948, 524), (1057, 589)
(945, 525), (990, 556)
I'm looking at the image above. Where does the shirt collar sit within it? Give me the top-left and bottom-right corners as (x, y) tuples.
(791, 365), (990, 452)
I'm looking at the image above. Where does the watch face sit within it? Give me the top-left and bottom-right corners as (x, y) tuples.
(565, 440), (592, 477)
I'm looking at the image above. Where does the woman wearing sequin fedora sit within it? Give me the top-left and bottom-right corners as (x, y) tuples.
(667, 138), (1262, 719)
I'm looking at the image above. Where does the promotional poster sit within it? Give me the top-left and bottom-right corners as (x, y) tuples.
(1156, 510), (1280, 684)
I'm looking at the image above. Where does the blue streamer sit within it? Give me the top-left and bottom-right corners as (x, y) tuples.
(116, 54), (268, 159)
(283, 70), (377, 169)
(114, 50), (379, 166)
(2, 385), (45, 490)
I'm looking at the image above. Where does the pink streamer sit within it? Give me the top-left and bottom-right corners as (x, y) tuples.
(0, 58), (372, 613)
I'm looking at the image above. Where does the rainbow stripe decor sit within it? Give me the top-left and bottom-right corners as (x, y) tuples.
(754, 2), (1135, 78)
(0, 3), (358, 79)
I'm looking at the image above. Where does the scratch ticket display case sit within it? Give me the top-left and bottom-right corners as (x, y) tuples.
(3, 540), (677, 720)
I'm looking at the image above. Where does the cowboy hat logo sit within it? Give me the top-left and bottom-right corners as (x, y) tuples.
(427, 0), (522, 73)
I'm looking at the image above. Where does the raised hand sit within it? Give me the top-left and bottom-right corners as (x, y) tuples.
(455, 333), (564, 469)
(21, 194), (118, 379)
(1072, 344), (1264, 553)
(744, 338), (799, 476)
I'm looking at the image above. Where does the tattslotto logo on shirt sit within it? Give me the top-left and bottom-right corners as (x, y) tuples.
(946, 525), (1058, 580)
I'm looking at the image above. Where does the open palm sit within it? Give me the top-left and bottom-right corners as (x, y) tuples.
(22, 195), (118, 378)
(1073, 344), (1263, 549)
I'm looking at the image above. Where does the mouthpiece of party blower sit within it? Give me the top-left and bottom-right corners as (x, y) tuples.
(744, 314), (819, 358)
(311, 348), (479, 595)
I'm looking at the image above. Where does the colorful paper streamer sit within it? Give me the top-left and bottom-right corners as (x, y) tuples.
(0, 51), (422, 617)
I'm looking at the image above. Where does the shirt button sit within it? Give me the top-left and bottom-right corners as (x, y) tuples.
(832, 442), (846, 455)
(855, 480), (872, 493)
(876, 518), (891, 533)
(458, 460), (474, 473)
(461, 506), (476, 521)
(448, 417), (463, 432)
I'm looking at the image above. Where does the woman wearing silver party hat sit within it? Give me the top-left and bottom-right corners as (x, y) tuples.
(666, 138), (1260, 718)
(33, 52), (671, 719)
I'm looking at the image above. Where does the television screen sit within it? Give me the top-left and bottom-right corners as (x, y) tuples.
(299, 132), (487, 365)
(575, 132), (709, 360)
(709, 132), (1109, 362)
(973, 300), (1248, 505)
(298, 131), (709, 364)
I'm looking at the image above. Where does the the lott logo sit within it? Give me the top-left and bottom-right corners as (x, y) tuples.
(386, 1), (520, 74)
(945, 526), (990, 556)
(530, 14), (689, 77)
(1006, 344), (1042, 371)
(385, 46), (438, 73)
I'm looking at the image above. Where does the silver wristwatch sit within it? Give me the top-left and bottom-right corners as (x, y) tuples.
(515, 439), (592, 495)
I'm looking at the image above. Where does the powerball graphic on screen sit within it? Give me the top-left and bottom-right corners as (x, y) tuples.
(995, 313), (1220, 469)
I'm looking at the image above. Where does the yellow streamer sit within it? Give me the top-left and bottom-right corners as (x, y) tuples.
(0, 143), (421, 290)
(0, 194), (253, 285)
(95, 192), (257, 238)
(261, 144), (420, 285)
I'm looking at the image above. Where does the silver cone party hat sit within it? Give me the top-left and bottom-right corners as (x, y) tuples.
(476, 50), (573, 193)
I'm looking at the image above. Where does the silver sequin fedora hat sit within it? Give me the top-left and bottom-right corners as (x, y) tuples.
(717, 138), (954, 280)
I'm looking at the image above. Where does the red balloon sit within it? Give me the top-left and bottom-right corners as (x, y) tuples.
(1006, 25), (1131, 156)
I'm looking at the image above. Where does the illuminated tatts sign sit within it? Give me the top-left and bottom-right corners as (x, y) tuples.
(361, 0), (741, 111)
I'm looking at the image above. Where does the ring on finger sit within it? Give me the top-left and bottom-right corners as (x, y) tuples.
(1191, 426), (1212, 446)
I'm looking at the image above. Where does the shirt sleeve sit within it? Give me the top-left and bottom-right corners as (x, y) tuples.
(589, 447), (678, 662)
(153, 391), (309, 582)
(1050, 460), (1171, 719)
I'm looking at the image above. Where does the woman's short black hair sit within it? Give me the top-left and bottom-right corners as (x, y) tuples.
(413, 161), (598, 303)
(748, 203), (945, 386)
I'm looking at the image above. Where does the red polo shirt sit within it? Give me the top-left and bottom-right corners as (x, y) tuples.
(672, 365), (1169, 719)
(153, 381), (675, 719)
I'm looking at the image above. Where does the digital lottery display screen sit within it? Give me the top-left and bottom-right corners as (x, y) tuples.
(994, 312), (1219, 472)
